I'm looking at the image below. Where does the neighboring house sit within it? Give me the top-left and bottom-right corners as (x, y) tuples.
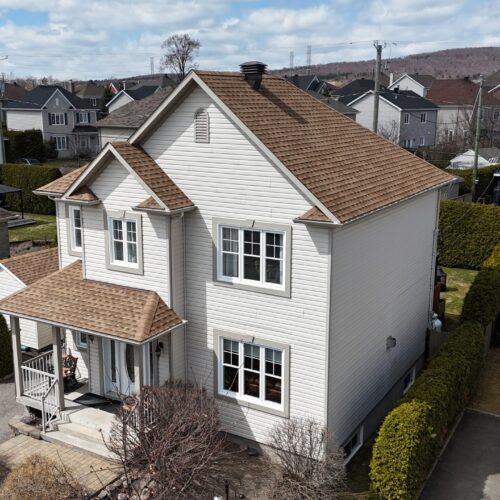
(0, 82), (27, 100)
(306, 90), (358, 120)
(73, 81), (105, 108)
(448, 147), (500, 169)
(0, 64), (455, 462)
(5, 85), (100, 158)
(426, 78), (500, 145)
(339, 87), (439, 147)
(284, 74), (322, 92)
(388, 74), (435, 97)
(97, 88), (172, 146)
(107, 87), (162, 113)
(332, 78), (387, 104)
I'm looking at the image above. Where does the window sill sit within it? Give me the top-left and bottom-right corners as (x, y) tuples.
(215, 391), (288, 418)
(106, 262), (144, 275)
(213, 278), (290, 298)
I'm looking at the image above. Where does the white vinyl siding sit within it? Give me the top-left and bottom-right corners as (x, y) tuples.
(98, 127), (134, 147)
(143, 86), (330, 443)
(5, 110), (42, 131)
(107, 93), (134, 113)
(327, 190), (439, 446)
(65, 329), (89, 380)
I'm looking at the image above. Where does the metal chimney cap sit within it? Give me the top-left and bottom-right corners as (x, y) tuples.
(240, 61), (267, 75)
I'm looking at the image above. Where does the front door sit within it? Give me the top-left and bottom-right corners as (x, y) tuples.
(102, 339), (151, 397)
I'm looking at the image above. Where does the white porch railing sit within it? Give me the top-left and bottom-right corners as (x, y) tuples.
(41, 378), (59, 431)
(21, 351), (55, 401)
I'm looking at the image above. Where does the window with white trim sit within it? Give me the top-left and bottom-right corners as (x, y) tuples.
(74, 330), (88, 349)
(194, 108), (209, 143)
(91, 98), (97, 106)
(403, 113), (410, 124)
(69, 206), (82, 252)
(49, 112), (66, 125)
(343, 426), (363, 463)
(420, 112), (427, 123)
(403, 367), (416, 394)
(419, 136), (425, 146)
(77, 112), (89, 123)
(54, 136), (67, 150)
(218, 225), (285, 289)
(219, 337), (284, 408)
(109, 217), (138, 266)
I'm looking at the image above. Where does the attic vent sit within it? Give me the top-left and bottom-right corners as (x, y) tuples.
(194, 109), (209, 143)
(240, 61), (267, 90)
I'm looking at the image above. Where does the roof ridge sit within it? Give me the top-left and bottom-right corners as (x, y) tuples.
(136, 291), (159, 338)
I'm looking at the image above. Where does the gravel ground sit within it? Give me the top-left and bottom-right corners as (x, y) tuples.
(0, 377), (23, 443)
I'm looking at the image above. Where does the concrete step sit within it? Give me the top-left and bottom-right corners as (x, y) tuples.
(63, 406), (116, 434)
(56, 422), (110, 444)
(42, 429), (115, 460)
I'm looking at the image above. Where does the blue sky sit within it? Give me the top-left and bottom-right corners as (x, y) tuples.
(0, 0), (496, 79)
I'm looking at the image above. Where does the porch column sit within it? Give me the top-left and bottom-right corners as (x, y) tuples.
(134, 344), (144, 391)
(52, 326), (65, 411)
(152, 340), (159, 386)
(10, 316), (23, 398)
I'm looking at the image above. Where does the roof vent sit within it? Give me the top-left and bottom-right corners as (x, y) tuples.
(240, 61), (267, 90)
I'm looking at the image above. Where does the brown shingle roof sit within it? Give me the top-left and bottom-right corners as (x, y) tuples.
(427, 79), (500, 106)
(136, 196), (162, 209)
(0, 247), (59, 286)
(196, 71), (454, 223)
(36, 165), (89, 196)
(66, 186), (99, 202)
(0, 261), (183, 343)
(111, 142), (193, 211)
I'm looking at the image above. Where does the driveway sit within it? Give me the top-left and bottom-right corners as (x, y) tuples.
(0, 377), (23, 443)
(421, 410), (500, 500)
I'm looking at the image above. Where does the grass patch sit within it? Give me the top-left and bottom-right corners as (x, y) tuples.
(442, 267), (478, 330)
(8, 212), (57, 243)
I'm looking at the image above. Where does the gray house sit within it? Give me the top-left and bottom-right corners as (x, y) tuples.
(5, 85), (100, 159)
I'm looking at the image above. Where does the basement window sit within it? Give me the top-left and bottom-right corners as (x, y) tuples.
(403, 366), (416, 394)
(343, 426), (363, 463)
(194, 108), (209, 143)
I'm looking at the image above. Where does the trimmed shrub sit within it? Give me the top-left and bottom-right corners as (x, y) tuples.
(0, 315), (13, 377)
(482, 242), (500, 270)
(446, 164), (499, 197)
(4, 129), (47, 163)
(0, 163), (60, 215)
(438, 200), (500, 269)
(370, 401), (435, 500)
(461, 268), (500, 327)
(370, 321), (484, 499)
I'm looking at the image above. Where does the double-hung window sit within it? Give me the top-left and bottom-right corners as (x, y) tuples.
(219, 336), (287, 414)
(74, 330), (88, 349)
(217, 222), (288, 293)
(420, 112), (427, 123)
(49, 112), (66, 125)
(69, 206), (82, 253)
(403, 113), (410, 124)
(110, 218), (137, 265)
(77, 112), (89, 124)
(55, 136), (67, 150)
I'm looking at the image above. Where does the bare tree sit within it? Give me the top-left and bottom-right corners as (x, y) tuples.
(107, 382), (223, 498)
(160, 33), (201, 82)
(378, 119), (400, 144)
(269, 417), (346, 500)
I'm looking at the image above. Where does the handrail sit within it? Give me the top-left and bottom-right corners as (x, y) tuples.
(21, 349), (52, 366)
(41, 378), (59, 432)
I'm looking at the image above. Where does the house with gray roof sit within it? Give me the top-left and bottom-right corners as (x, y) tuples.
(388, 74), (435, 97)
(5, 85), (100, 158)
(306, 90), (358, 120)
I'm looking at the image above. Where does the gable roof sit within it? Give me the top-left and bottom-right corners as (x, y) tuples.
(0, 261), (183, 343)
(0, 82), (27, 100)
(350, 89), (438, 110)
(0, 247), (59, 286)
(74, 81), (105, 99)
(133, 70), (453, 224)
(284, 75), (320, 92)
(390, 74), (435, 89)
(306, 90), (359, 115)
(333, 79), (388, 105)
(5, 85), (99, 110)
(35, 165), (89, 197)
(126, 86), (159, 100)
(427, 79), (500, 106)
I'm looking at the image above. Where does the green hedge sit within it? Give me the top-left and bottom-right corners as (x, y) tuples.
(0, 316), (13, 378)
(438, 200), (500, 269)
(4, 129), (58, 163)
(370, 321), (484, 499)
(0, 164), (60, 215)
(482, 242), (500, 270)
(446, 164), (499, 197)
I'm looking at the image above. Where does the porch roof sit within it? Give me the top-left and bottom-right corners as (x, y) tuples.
(0, 260), (184, 343)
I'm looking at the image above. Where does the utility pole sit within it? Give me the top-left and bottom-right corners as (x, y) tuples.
(150, 56), (154, 76)
(472, 75), (484, 202)
(289, 51), (294, 71)
(306, 45), (311, 74)
(373, 42), (383, 133)
(0, 56), (8, 165)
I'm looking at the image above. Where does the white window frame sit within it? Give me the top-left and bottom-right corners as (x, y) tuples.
(419, 136), (425, 146)
(109, 217), (138, 267)
(217, 224), (286, 291)
(403, 113), (410, 124)
(69, 205), (82, 253)
(217, 335), (288, 416)
(403, 366), (416, 394)
(420, 112), (427, 123)
(77, 112), (89, 124)
(91, 98), (97, 106)
(54, 136), (67, 150)
(50, 112), (65, 125)
(74, 330), (88, 350)
(343, 425), (364, 464)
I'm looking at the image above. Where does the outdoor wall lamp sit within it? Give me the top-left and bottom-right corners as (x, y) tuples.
(386, 336), (397, 350)
(155, 342), (164, 355)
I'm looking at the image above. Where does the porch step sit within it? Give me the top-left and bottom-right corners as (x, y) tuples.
(63, 406), (116, 434)
(56, 422), (109, 444)
(42, 428), (115, 460)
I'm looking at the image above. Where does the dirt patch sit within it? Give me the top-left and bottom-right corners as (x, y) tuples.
(472, 348), (500, 416)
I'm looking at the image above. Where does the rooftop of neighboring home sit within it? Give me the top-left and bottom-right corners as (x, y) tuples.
(391, 73), (435, 88)
(332, 78), (386, 104)
(284, 74), (321, 92)
(0, 247), (59, 286)
(73, 80), (105, 99)
(0, 82), (27, 101)
(306, 90), (359, 116)
(484, 69), (500, 89)
(49, 67), (455, 224)
(5, 85), (100, 110)
(426, 77), (500, 106)
(124, 86), (160, 100)
(97, 87), (173, 129)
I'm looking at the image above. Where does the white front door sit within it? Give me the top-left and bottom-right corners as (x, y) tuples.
(102, 339), (151, 397)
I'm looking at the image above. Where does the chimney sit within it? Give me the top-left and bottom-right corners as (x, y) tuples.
(394, 86), (399, 94)
(389, 72), (394, 86)
(240, 61), (267, 90)
(122, 80), (126, 91)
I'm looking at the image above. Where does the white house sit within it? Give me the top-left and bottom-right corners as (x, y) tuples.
(388, 74), (435, 97)
(0, 63), (455, 462)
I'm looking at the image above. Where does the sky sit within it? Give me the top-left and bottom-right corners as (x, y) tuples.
(0, 0), (497, 80)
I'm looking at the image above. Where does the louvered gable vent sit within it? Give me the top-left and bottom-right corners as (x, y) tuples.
(194, 108), (209, 143)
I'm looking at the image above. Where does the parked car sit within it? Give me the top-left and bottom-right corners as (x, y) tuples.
(15, 158), (40, 165)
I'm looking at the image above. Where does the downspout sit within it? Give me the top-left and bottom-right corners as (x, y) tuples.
(427, 190), (441, 324)
(324, 227), (334, 435)
(168, 216), (174, 381)
(182, 211), (187, 381)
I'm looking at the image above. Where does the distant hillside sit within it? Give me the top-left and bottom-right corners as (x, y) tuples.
(273, 47), (500, 84)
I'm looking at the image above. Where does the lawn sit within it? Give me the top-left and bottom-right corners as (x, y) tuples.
(8, 213), (57, 243)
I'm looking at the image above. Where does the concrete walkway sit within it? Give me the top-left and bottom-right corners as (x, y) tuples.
(0, 434), (120, 495)
(0, 377), (23, 443)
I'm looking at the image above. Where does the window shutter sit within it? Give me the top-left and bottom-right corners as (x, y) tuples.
(48, 113), (52, 125)
(64, 113), (68, 125)
(194, 109), (209, 143)
(88, 112), (91, 123)
(76, 112), (80, 124)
